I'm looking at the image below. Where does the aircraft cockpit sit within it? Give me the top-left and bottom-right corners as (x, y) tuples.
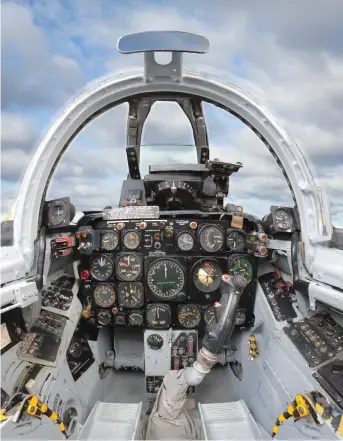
(1, 31), (342, 441)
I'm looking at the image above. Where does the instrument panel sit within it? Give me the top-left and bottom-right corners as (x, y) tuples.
(78, 219), (262, 330)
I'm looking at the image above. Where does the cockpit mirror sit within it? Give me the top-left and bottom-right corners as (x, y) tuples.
(117, 31), (210, 54)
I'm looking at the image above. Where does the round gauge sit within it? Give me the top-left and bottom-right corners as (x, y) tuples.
(93, 284), (116, 308)
(90, 255), (114, 281)
(68, 340), (83, 359)
(199, 225), (224, 252)
(235, 309), (246, 326)
(96, 309), (112, 326)
(228, 256), (253, 282)
(178, 305), (201, 328)
(118, 282), (144, 308)
(204, 305), (216, 325)
(193, 259), (222, 292)
(177, 232), (195, 251)
(274, 209), (293, 230)
(128, 311), (144, 326)
(116, 254), (142, 281)
(114, 313), (126, 325)
(47, 200), (68, 226)
(101, 231), (119, 251)
(147, 259), (185, 299)
(123, 230), (140, 250)
(147, 334), (164, 350)
(146, 304), (171, 329)
(227, 230), (245, 252)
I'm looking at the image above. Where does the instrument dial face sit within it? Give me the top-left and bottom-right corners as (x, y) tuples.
(227, 230), (245, 252)
(147, 333), (164, 350)
(193, 259), (222, 292)
(93, 284), (116, 308)
(228, 256), (253, 282)
(235, 309), (246, 326)
(204, 305), (216, 325)
(101, 231), (119, 250)
(114, 313), (126, 325)
(274, 209), (293, 230)
(96, 309), (112, 326)
(118, 282), (144, 308)
(178, 305), (201, 328)
(116, 254), (142, 281)
(199, 225), (224, 252)
(90, 255), (114, 281)
(128, 310), (144, 326)
(146, 304), (171, 329)
(123, 230), (140, 250)
(177, 232), (195, 251)
(68, 340), (83, 359)
(147, 259), (185, 299)
(48, 200), (68, 226)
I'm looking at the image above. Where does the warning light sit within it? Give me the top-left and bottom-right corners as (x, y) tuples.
(159, 222), (165, 229)
(190, 222), (197, 229)
(112, 307), (118, 315)
(166, 230), (173, 238)
(223, 274), (230, 280)
(257, 245), (268, 255)
(75, 232), (81, 239)
(139, 222), (147, 230)
(121, 200), (129, 207)
(258, 233), (268, 242)
(117, 223), (125, 231)
(81, 232), (87, 238)
(154, 233), (160, 241)
(80, 270), (90, 280)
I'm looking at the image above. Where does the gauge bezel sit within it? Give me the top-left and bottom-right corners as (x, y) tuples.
(122, 229), (141, 250)
(127, 310), (144, 326)
(177, 304), (202, 328)
(100, 230), (119, 251)
(227, 254), (254, 283)
(93, 283), (116, 308)
(198, 224), (225, 253)
(118, 281), (144, 308)
(176, 231), (195, 252)
(90, 254), (114, 281)
(145, 303), (172, 329)
(192, 258), (223, 293)
(115, 253), (143, 282)
(146, 257), (186, 300)
(96, 309), (113, 326)
(274, 208), (294, 231)
(226, 228), (246, 252)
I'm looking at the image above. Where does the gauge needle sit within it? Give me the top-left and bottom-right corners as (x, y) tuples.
(157, 309), (160, 319)
(164, 263), (167, 278)
(128, 255), (130, 265)
(100, 257), (104, 267)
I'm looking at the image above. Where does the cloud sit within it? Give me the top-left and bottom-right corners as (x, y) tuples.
(1, 2), (84, 110)
(1, 0), (342, 227)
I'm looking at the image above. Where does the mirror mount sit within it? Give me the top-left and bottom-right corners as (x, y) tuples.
(117, 31), (210, 83)
(126, 96), (210, 178)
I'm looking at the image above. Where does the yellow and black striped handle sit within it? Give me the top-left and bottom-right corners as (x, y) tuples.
(248, 334), (259, 359)
(272, 395), (310, 438)
(25, 396), (67, 437)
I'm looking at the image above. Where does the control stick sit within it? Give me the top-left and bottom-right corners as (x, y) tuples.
(146, 274), (248, 440)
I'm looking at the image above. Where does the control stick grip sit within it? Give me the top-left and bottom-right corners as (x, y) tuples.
(202, 274), (248, 354)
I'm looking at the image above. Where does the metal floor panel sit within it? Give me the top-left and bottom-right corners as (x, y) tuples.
(79, 402), (143, 440)
(199, 400), (263, 440)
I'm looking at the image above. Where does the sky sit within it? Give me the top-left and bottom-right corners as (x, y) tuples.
(1, 0), (343, 226)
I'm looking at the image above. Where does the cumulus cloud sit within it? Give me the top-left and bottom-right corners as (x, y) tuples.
(1, 0), (342, 226)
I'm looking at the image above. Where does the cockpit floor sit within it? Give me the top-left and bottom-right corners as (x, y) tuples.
(101, 364), (239, 404)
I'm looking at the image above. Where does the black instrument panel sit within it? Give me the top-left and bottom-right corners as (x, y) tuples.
(78, 219), (261, 330)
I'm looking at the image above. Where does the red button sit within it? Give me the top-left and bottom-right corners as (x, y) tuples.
(80, 270), (90, 280)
